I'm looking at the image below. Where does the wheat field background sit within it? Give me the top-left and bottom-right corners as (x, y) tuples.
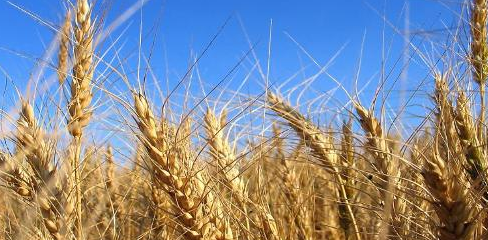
(0, 0), (486, 239)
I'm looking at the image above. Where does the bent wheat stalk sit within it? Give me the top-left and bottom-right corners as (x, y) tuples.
(267, 92), (360, 240)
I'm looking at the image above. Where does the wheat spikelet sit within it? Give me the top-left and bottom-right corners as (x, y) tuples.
(4, 164), (34, 199)
(105, 146), (115, 190)
(1, 122), (35, 199)
(16, 101), (56, 184)
(338, 118), (357, 237)
(259, 206), (281, 240)
(203, 109), (246, 238)
(432, 73), (460, 155)
(470, 0), (488, 141)
(205, 110), (281, 239)
(267, 93), (340, 169)
(100, 145), (123, 240)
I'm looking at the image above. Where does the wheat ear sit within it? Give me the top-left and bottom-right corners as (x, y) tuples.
(421, 139), (477, 240)
(101, 145), (122, 240)
(470, 0), (488, 140)
(69, 0), (94, 137)
(134, 93), (222, 239)
(454, 91), (486, 183)
(67, 0), (95, 238)
(16, 101), (55, 184)
(267, 92), (360, 240)
(204, 109), (246, 202)
(57, 10), (71, 85)
(339, 118), (357, 237)
(273, 124), (313, 240)
(204, 108), (249, 237)
(353, 102), (394, 195)
(471, 0), (488, 84)
(15, 101), (74, 240)
(353, 101), (406, 239)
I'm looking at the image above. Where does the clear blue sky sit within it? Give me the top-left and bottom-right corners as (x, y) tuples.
(0, 0), (462, 125)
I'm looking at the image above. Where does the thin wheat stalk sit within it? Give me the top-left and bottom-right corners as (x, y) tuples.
(102, 145), (122, 240)
(339, 118), (357, 237)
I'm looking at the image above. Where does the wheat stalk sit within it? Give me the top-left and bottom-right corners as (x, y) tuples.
(338, 118), (357, 237)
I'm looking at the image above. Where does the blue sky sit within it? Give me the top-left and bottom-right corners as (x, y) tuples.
(0, 0), (463, 130)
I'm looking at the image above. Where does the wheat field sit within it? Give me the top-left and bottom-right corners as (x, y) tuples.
(1, 0), (488, 239)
